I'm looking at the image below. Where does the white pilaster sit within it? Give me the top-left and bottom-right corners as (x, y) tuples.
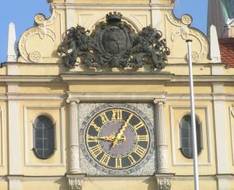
(7, 22), (17, 62)
(68, 100), (81, 173)
(213, 84), (230, 174)
(150, 2), (162, 29)
(66, 0), (77, 29)
(154, 99), (169, 173)
(8, 176), (23, 190)
(7, 84), (22, 190)
(8, 84), (22, 174)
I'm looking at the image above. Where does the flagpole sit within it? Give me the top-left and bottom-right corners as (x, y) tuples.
(186, 39), (200, 190)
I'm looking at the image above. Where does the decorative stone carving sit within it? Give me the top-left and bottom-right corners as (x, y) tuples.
(166, 12), (209, 63)
(67, 175), (85, 190)
(155, 176), (171, 190)
(57, 12), (170, 70)
(34, 13), (47, 25)
(191, 51), (200, 62)
(17, 10), (61, 63)
(181, 14), (192, 25)
(28, 51), (42, 62)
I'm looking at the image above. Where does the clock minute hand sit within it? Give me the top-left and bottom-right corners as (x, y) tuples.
(111, 113), (133, 148)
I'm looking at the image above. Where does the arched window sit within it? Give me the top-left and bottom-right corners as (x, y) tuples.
(180, 114), (202, 159)
(33, 115), (55, 159)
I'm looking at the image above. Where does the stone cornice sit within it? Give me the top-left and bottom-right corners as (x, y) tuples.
(0, 74), (233, 84)
(60, 73), (234, 83)
(0, 75), (59, 83)
(52, 3), (173, 10)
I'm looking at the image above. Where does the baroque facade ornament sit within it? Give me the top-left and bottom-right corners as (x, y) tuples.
(57, 12), (170, 70)
(67, 175), (85, 190)
(156, 177), (171, 190)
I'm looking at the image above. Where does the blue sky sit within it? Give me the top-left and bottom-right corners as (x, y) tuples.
(0, 0), (208, 62)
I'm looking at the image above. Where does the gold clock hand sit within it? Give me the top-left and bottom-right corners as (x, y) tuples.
(89, 135), (125, 142)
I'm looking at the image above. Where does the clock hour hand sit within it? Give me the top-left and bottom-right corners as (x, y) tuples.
(89, 135), (125, 142)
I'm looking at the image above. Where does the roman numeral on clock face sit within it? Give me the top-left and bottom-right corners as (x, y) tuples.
(137, 135), (149, 141)
(99, 153), (111, 166)
(134, 121), (145, 130)
(128, 155), (136, 164)
(111, 109), (123, 120)
(100, 113), (109, 124)
(135, 145), (146, 158)
(115, 157), (122, 168)
(90, 122), (100, 132)
(89, 144), (103, 157)
(87, 135), (98, 143)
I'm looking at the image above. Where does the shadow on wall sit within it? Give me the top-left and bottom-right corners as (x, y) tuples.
(144, 176), (157, 190)
(56, 177), (67, 190)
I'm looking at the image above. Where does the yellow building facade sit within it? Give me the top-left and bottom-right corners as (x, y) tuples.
(0, 0), (234, 190)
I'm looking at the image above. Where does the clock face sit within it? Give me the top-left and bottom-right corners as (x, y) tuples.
(82, 105), (152, 172)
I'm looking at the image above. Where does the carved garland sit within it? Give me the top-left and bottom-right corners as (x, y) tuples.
(57, 12), (170, 70)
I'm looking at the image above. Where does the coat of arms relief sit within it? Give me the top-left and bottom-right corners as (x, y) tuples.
(58, 12), (170, 70)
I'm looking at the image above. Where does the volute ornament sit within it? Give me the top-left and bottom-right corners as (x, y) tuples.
(58, 12), (170, 70)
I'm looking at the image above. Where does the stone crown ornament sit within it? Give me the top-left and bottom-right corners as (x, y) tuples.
(57, 12), (170, 70)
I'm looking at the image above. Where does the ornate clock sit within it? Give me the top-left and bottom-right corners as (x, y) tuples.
(80, 104), (154, 174)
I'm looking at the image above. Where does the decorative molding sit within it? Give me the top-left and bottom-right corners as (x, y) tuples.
(0, 74), (234, 84)
(0, 75), (58, 83)
(23, 105), (65, 167)
(65, 92), (234, 103)
(153, 98), (166, 104)
(53, 3), (166, 10)
(1, 92), (234, 102)
(66, 92), (167, 103)
(6, 93), (64, 101)
(60, 73), (234, 83)
(66, 94), (80, 104)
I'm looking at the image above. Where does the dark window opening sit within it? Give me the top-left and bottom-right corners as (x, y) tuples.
(33, 115), (55, 159)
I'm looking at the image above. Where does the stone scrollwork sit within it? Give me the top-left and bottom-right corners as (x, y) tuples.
(34, 13), (47, 25)
(57, 12), (170, 70)
(18, 11), (60, 63)
(166, 12), (209, 63)
(181, 14), (192, 26)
